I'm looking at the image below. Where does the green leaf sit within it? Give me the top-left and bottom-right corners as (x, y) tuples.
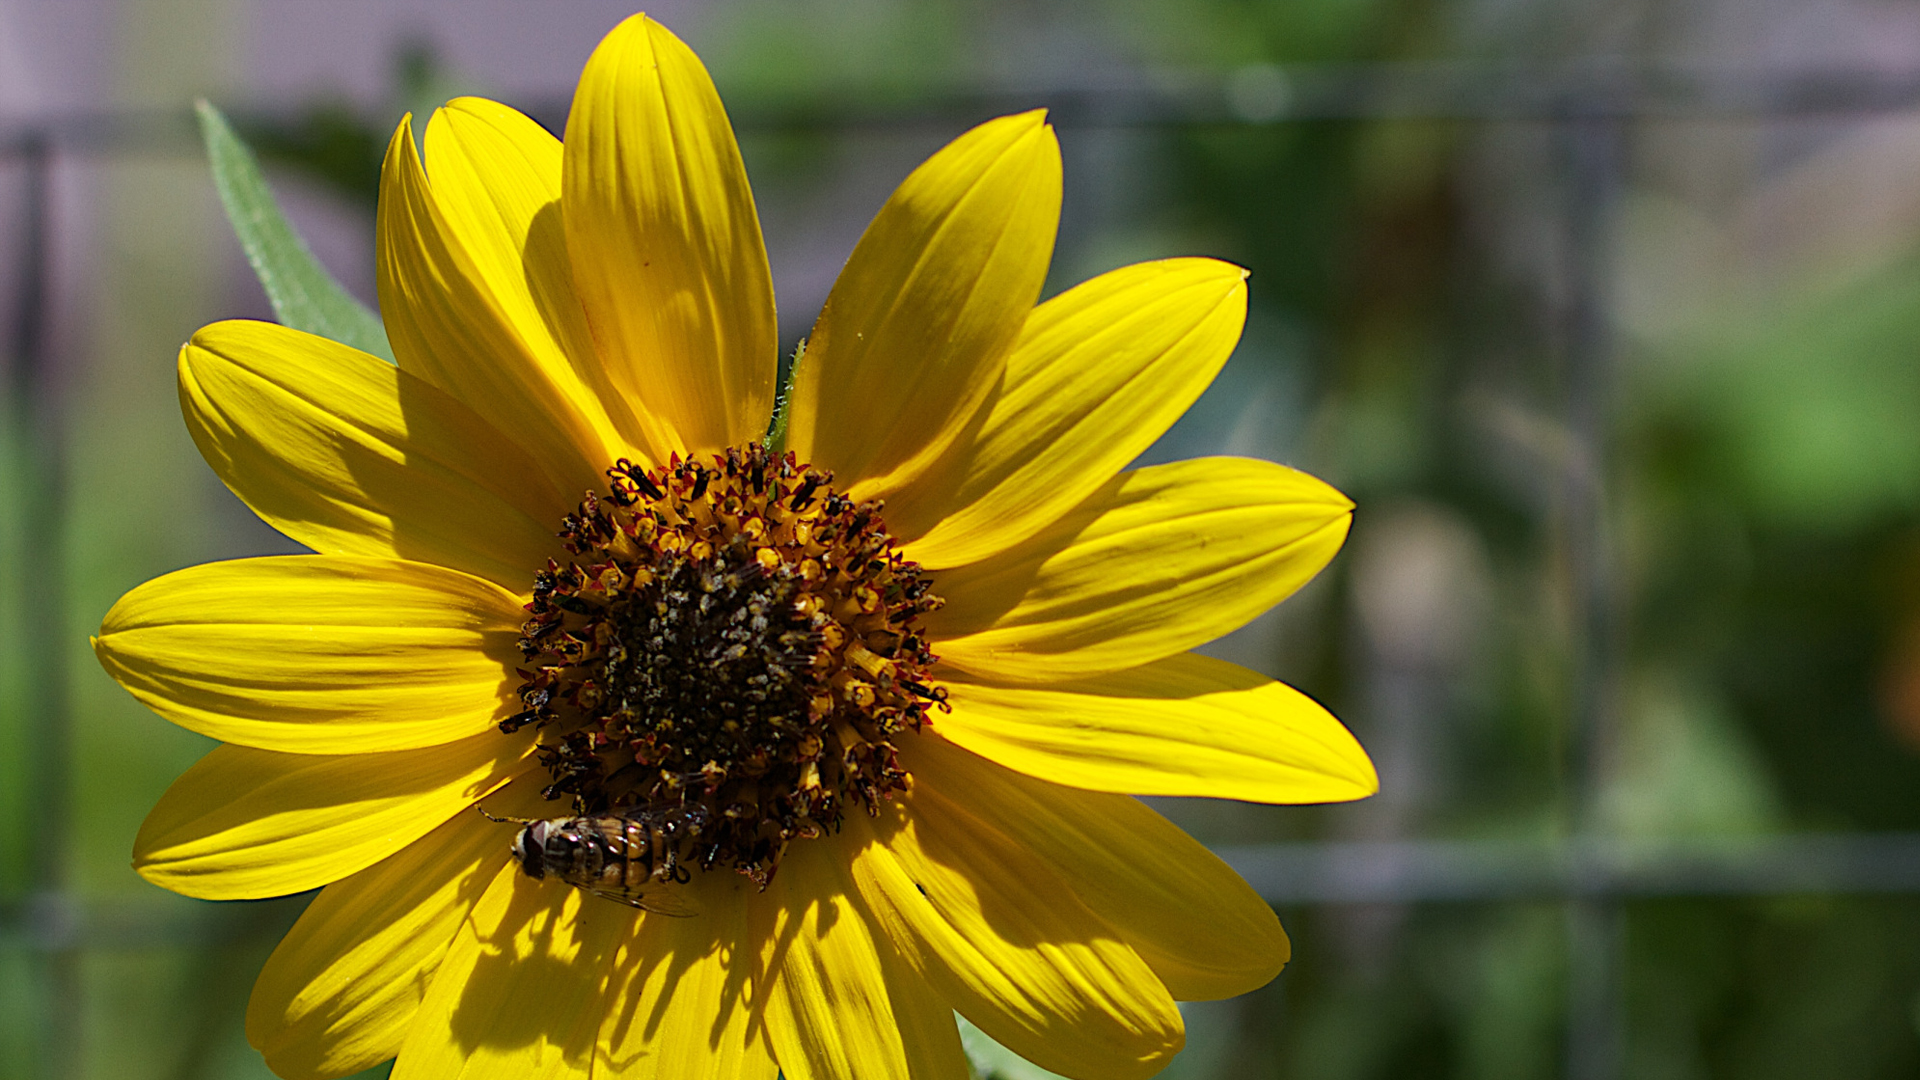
(196, 99), (395, 362)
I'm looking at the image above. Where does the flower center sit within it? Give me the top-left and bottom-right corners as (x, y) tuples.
(506, 444), (946, 886)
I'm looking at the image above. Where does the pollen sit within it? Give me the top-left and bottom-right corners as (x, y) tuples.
(506, 444), (947, 886)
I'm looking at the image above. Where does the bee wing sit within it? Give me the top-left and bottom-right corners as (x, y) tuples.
(582, 886), (648, 909)
(585, 886), (699, 918)
(636, 890), (701, 918)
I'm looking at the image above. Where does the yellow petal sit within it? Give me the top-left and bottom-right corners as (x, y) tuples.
(377, 111), (623, 492)
(902, 733), (1289, 1001)
(392, 861), (633, 1080)
(906, 259), (1249, 569)
(597, 880), (775, 1080)
(248, 803), (507, 1080)
(786, 111), (1062, 531)
(134, 730), (535, 900)
(848, 802), (1183, 1080)
(928, 456), (1352, 684)
(939, 652), (1376, 803)
(754, 843), (970, 1080)
(95, 555), (522, 754)
(423, 97), (664, 467)
(179, 320), (571, 590)
(869, 919), (974, 1080)
(562, 14), (776, 455)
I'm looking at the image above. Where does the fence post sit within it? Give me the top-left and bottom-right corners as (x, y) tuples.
(1559, 100), (1626, 1080)
(7, 126), (80, 1080)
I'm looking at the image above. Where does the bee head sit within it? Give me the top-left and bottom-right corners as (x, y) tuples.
(512, 821), (550, 879)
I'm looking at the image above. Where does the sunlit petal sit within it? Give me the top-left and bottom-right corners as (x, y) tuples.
(133, 731), (534, 900)
(391, 862), (632, 1080)
(905, 258), (1247, 568)
(939, 651), (1377, 802)
(903, 733), (1291, 1001)
(595, 880), (774, 1079)
(930, 456), (1352, 683)
(179, 320), (570, 589)
(848, 804), (1183, 1079)
(247, 805), (507, 1079)
(786, 111), (1061, 534)
(377, 113), (619, 495)
(562, 13), (776, 455)
(753, 843), (970, 1080)
(95, 555), (522, 754)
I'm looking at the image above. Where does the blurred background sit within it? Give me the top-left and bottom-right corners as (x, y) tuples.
(7, 0), (1920, 1077)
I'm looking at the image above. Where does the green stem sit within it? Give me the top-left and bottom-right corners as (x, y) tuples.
(766, 337), (806, 453)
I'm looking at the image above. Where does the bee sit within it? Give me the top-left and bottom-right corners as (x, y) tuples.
(479, 802), (710, 916)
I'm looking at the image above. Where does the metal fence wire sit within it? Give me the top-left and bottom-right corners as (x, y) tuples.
(10, 63), (1920, 1080)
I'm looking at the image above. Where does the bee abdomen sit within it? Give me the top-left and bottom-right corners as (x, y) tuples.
(608, 817), (664, 891)
(523, 804), (710, 907)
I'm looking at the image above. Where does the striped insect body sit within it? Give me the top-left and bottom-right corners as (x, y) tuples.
(498, 802), (711, 916)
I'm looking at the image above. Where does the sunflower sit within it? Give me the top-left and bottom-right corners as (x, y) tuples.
(94, 13), (1374, 1080)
